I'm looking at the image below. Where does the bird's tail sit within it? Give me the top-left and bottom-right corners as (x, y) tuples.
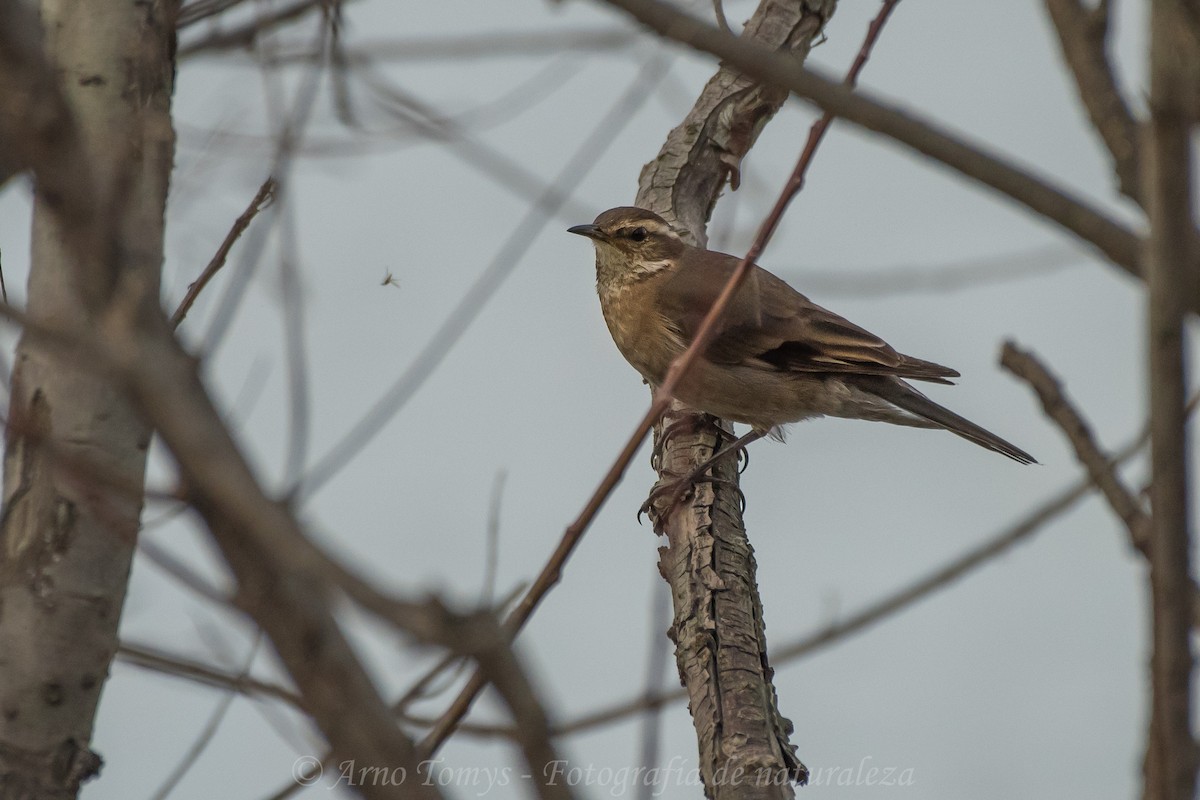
(858, 376), (1037, 465)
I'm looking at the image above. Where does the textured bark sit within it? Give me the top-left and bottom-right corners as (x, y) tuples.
(636, 0), (833, 251)
(633, 1), (836, 797)
(0, 1), (177, 798)
(652, 410), (803, 800)
(1141, 2), (1197, 798)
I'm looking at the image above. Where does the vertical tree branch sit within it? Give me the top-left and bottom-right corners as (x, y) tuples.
(631, 1), (836, 796)
(0, 1), (176, 796)
(1142, 2), (1197, 798)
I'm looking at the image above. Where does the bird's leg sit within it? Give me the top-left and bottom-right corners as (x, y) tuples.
(640, 428), (765, 525)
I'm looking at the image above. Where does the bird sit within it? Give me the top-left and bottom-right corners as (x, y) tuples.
(568, 206), (1035, 465)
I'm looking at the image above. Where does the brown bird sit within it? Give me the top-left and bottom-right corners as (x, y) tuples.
(568, 206), (1035, 464)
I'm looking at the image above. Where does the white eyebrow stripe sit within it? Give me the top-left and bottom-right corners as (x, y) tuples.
(630, 259), (672, 277)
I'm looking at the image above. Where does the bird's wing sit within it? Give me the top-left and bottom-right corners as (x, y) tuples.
(657, 247), (959, 383)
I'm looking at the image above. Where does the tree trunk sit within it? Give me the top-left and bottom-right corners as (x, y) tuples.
(1141, 2), (1197, 798)
(633, 1), (836, 796)
(0, 1), (176, 797)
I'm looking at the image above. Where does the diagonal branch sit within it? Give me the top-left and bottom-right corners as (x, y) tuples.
(1002, 345), (1200, 636)
(179, 0), (330, 57)
(591, 0), (1176, 309)
(172, 176), (276, 328)
(1000, 341), (1149, 548)
(1042, 0), (1141, 202)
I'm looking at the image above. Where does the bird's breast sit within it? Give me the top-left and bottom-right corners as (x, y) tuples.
(597, 284), (683, 385)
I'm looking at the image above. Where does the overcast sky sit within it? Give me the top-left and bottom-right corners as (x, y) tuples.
(2, 0), (1197, 798)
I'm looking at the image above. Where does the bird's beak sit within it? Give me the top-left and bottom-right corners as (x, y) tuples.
(567, 224), (605, 240)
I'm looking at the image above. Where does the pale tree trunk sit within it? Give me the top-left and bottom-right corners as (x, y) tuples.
(0, 1), (176, 797)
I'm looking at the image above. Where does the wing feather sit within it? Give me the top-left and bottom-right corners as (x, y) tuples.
(656, 247), (959, 383)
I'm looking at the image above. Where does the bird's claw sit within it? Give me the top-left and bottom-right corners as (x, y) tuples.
(638, 473), (690, 529)
(637, 472), (747, 530)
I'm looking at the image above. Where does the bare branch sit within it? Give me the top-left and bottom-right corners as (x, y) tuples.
(480, 470), (506, 606)
(118, 641), (302, 709)
(179, 0), (329, 57)
(298, 562), (571, 800)
(1042, 0), (1141, 201)
(258, 28), (638, 65)
(171, 177), (276, 328)
(147, 636), (263, 800)
(1142, 3), (1197, 796)
(712, 0), (733, 33)
(1001, 341), (1149, 548)
(178, 0), (249, 28)
(411, 605), (573, 800)
(592, 0), (1163, 305)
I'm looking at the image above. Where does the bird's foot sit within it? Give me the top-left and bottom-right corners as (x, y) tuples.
(643, 424), (759, 529)
(638, 468), (747, 532)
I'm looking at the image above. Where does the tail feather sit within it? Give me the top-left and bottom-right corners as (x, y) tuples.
(857, 376), (1037, 465)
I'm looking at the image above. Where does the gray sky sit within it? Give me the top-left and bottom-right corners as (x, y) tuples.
(2, 0), (1195, 798)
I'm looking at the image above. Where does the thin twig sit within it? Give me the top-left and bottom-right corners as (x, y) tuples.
(197, 10), (331, 356)
(298, 570), (573, 800)
(117, 641), (301, 709)
(278, 200), (311, 492)
(170, 177), (276, 328)
(148, 635), (263, 800)
(481, 470), (507, 606)
(394, 583), (526, 715)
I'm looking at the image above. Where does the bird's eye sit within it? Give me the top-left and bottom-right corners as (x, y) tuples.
(629, 227), (648, 242)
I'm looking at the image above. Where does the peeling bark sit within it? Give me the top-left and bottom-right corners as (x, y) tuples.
(634, 2), (836, 796)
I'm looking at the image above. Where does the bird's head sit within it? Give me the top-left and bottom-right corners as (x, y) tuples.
(569, 207), (686, 291)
